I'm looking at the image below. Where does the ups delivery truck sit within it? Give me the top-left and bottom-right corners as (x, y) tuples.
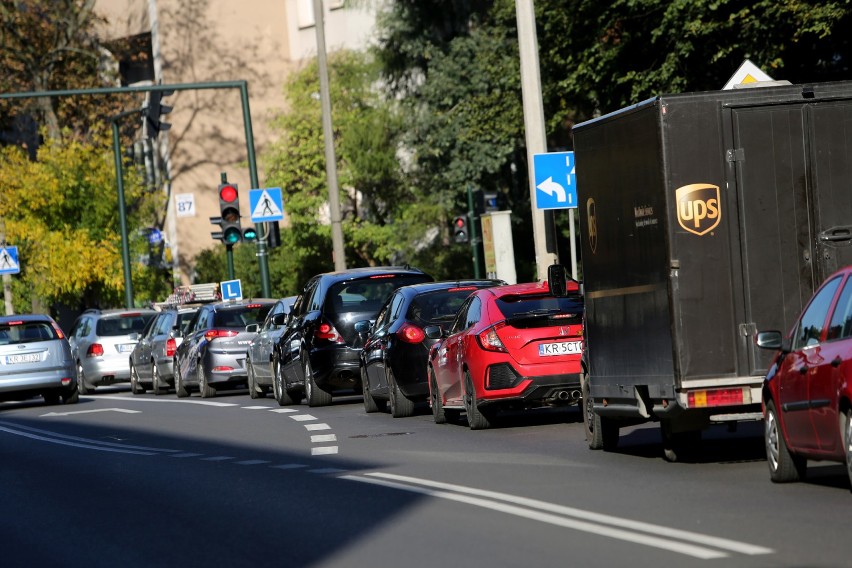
(573, 80), (852, 461)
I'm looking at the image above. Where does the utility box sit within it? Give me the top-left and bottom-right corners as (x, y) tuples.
(573, 81), (852, 459)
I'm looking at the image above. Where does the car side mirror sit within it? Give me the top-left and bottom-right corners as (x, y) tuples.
(354, 320), (372, 335)
(424, 325), (444, 340)
(170, 328), (183, 339)
(246, 323), (260, 333)
(271, 313), (288, 326)
(755, 330), (783, 351)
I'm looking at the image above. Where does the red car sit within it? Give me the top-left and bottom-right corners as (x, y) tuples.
(756, 265), (852, 485)
(426, 279), (584, 429)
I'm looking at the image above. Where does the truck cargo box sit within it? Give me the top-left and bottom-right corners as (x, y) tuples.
(572, 81), (852, 459)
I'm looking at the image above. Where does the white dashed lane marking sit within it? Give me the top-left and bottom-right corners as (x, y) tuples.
(290, 414), (318, 422)
(304, 423), (331, 431)
(310, 434), (337, 443)
(311, 446), (339, 456)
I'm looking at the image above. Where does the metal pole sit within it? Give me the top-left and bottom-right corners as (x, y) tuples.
(0, 218), (13, 315)
(226, 244), (235, 280)
(314, 0), (347, 271)
(467, 186), (482, 278)
(516, 0), (558, 279)
(111, 119), (135, 308)
(238, 83), (271, 297)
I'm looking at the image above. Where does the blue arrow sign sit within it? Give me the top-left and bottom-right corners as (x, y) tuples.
(220, 279), (243, 301)
(249, 187), (284, 223)
(0, 246), (20, 275)
(533, 151), (577, 210)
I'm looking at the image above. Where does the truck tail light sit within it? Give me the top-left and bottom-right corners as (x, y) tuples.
(687, 388), (745, 408)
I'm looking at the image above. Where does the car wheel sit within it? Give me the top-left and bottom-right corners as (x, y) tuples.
(76, 362), (92, 394)
(152, 363), (164, 395)
(130, 363), (145, 395)
(463, 370), (491, 430)
(388, 368), (414, 418)
(304, 355), (331, 407)
(175, 363), (189, 398)
(62, 386), (80, 405)
(248, 360), (264, 399)
(765, 400), (806, 482)
(583, 373), (618, 451)
(429, 367), (446, 424)
(845, 411), (852, 490)
(362, 366), (385, 413)
(43, 391), (61, 405)
(272, 355), (300, 405)
(198, 361), (215, 398)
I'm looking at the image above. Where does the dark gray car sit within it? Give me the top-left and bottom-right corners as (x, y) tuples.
(246, 296), (297, 399)
(174, 299), (274, 398)
(129, 305), (200, 395)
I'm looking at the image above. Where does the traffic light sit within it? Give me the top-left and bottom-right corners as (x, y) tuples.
(242, 226), (258, 242)
(144, 89), (173, 140)
(267, 221), (281, 248)
(452, 215), (469, 243)
(218, 182), (243, 244)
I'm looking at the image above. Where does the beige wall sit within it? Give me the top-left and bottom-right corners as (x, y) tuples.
(94, 0), (376, 286)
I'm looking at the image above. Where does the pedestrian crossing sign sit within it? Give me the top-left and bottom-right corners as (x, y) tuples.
(0, 246), (20, 275)
(249, 187), (284, 223)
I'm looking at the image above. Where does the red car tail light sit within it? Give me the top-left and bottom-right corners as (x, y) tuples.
(213, 365), (235, 372)
(87, 343), (104, 357)
(315, 322), (344, 343)
(397, 323), (426, 344)
(477, 323), (507, 352)
(204, 329), (239, 342)
(166, 338), (177, 357)
(687, 388), (745, 408)
(50, 323), (65, 339)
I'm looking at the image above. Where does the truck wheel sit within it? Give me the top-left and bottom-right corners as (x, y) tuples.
(464, 371), (491, 430)
(304, 356), (331, 407)
(765, 400), (806, 482)
(388, 369), (414, 418)
(583, 374), (618, 450)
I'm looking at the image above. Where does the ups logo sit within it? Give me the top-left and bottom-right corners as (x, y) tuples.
(676, 183), (721, 236)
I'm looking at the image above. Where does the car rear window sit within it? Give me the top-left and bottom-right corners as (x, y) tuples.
(495, 294), (584, 328)
(407, 288), (482, 325)
(96, 314), (156, 336)
(213, 304), (272, 328)
(0, 321), (59, 344)
(326, 275), (431, 315)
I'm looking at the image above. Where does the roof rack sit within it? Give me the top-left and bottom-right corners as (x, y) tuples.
(156, 283), (221, 309)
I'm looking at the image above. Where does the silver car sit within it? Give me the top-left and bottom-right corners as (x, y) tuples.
(129, 305), (200, 395)
(0, 314), (79, 406)
(69, 308), (157, 394)
(246, 296), (297, 398)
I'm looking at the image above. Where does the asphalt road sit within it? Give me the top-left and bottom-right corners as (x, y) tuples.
(2, 387), (850, 567)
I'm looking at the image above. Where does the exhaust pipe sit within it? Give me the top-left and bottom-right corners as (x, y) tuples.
(556, 390), (570, 401)
(571, 390), (581, 400)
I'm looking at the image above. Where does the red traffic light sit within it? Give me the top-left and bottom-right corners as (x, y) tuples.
(219, 184), (238, 203)
(454, 217), (466, 228)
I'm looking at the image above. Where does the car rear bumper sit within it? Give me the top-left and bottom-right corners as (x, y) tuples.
(478, 366), (582, 408)
(309, 346), (362, 391)
(80, 357), (132, 384)
(0, 367), (78, 400)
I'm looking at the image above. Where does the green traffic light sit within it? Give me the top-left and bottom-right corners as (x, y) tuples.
(243, 227), (258, 242)
(223, 227), (242, 244)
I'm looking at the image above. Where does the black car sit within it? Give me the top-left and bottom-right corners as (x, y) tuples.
(358, 280), (504, 417)
(174, 299), (275, 398)
(272, 266), (433, 407)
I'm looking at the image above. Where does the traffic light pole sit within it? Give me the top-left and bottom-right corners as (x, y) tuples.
(466, 185), (482, 279)
(225, 244), (235, 280)
(110, 110), (140, 308)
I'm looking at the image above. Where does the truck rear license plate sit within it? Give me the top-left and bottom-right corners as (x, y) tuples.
(538, 341), (582, 357)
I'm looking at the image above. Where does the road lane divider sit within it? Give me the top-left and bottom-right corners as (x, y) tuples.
(0, 421), (179, 455)
(340, 472), (774, 560)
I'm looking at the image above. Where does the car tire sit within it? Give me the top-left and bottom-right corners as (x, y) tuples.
(43, 391), (61, 405)
(463, 370), (491, 430)
(130, 364), (145, 395)
(765, 400), (806, 482)
(175, 364), (189, 398)
(62, 386), (80, 405)
(844, 411), (852, 491)
(77, 362), (92, 395)
(304, 355), (331, 407)
(198, 361), (216, 399)
(388, 368), (414, 418)
(583, 373), (618, 451)
(362, 366), (385, 413)
(248, 361), (264, 399)
(152, 363), (164, 395)
(272, 355), (300, 405)
(429, 367), (446, 424)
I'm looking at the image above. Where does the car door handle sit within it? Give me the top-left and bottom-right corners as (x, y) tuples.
(831, 356), (843, 368)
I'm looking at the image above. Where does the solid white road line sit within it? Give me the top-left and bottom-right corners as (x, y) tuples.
(41, 408), (141, 417)
(0, 422), (182, 452)
(0, 424), (158, 455)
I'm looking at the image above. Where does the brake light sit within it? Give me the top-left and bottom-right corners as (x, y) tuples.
(121, 312), (142, 317)
(687, 388), (745, 408)
(7, 320), (23, 326)
(448, 286), (477, 292)
(397, 323), (425, 344)
(315, 322), (344, 343)
(477, 323), (507, 352)
(246, 304), (262, 308)
(204, 329), (239, 342)
(166, 338), (176, 357)
(369, 274), (395, 279)
(51, 323), (65, 339)
(87, 343), (104, 357)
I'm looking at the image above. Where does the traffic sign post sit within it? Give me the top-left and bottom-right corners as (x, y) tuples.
(249, 188), (284, 223)
(220, 279), (242, 301)
(0, 246), (20, 275)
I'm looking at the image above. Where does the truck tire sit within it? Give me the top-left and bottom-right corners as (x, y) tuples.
(765, 400), (806, 482)
(583, 373), (618, 450)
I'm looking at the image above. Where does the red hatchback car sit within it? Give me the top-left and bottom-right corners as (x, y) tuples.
(426, 279), (584, 429)
(756, 265), (852, 486)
